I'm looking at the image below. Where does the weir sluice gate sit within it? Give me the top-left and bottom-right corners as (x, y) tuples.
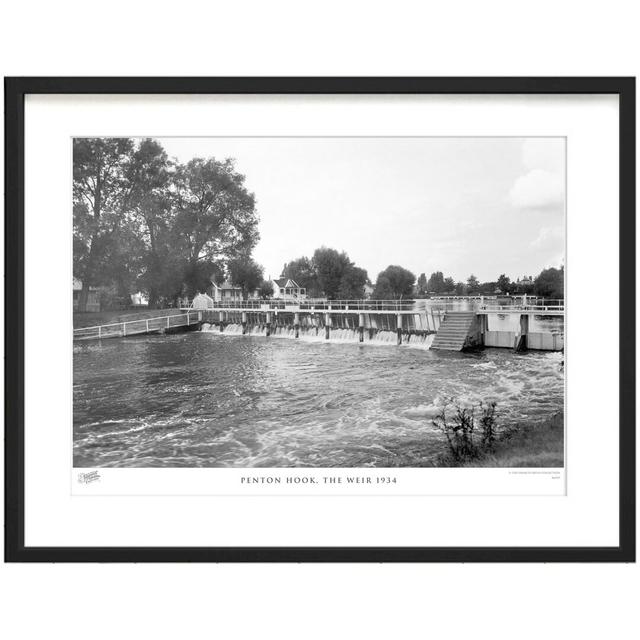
(196, 305), (564, 352)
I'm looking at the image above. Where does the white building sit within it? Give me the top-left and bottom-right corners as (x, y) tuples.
(210, 280), (243, 303)
(516, 275), (534, 287)
(130, 291), (149, 307)
(271, 277), (307, 300)
(191, 293), (214, 309)
(72, 277), (100, 312)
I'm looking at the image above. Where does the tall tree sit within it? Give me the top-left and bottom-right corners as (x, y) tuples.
(497, 274), (512, 294)
(282, 256), (318, 295)
(534, 266), (564, 298)
(443, 276), (455, 293)
(228, 256), (265, 298)
(466, 274), (480, 294)
(337, 265), (368, 299)
(173, 158), (259, 295)
(73, 139), (263, 309)
(73, 138), (135, 310)
(126, 138), (176, 306)
(417, 273), (428, 296)
(282, 249), (367, 299)
(372, 265), (416, 299)
(427, 271), (445, 293)
(312, 247), (352, 299)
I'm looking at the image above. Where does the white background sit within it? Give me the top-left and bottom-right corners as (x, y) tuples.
(27, 95), (611, 547)
(1, 1), (638, 639)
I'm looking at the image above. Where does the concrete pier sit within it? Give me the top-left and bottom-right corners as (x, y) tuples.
(396, 314), (403, 345)
(514, 313), (529, 352)
(241, 311), (248, 335)
(325, 312), (331, 340)
(294, 312), (300, 339)
(358, 313), (365, 343)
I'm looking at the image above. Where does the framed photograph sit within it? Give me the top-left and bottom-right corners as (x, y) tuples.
(4, 77), (635, 562)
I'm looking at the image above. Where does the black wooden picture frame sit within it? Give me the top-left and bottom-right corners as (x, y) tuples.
(4, 77), (636, 562)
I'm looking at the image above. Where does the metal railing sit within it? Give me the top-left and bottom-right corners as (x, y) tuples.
(73, 312), (202, 341)
(182, 298), (418, 312)
(181, 296), (564, 313)
(478, 302), (564, 313)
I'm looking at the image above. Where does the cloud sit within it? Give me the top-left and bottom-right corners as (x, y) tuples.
(531, 225), (564, 248)
(510, 169), (564, 209)
(508, 139), (565, 210)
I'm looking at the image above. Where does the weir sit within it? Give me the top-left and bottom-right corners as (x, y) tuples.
(190, 296), (564, 351)
(188, 297), (564, 352)
(73, 297), (564, 351)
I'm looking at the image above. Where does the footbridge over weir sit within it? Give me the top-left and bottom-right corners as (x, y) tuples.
(175, 296), (564, 352)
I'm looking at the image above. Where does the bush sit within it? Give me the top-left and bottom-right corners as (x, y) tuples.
(432, 399), (498, 463)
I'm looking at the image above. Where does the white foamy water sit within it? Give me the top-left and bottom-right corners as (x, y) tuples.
(73, 331), (563, 468)
(201, 323), (435, 350)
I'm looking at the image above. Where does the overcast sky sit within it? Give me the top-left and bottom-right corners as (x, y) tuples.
(157, 137), (565, 284)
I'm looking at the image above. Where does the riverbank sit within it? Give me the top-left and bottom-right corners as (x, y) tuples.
(458, 411), (564, 468)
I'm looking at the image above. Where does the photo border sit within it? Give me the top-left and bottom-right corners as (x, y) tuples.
(4, 77), (635, 562)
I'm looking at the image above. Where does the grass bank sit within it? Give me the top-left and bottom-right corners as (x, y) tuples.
(73, 308), (184, 329)
(458, 411), (564, 468)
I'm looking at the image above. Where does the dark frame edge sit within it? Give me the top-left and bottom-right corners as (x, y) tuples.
(1, 76), (637, 96)
(3, 76), (636, 563)
(618, 77), (636, 563)
(4, 77), (26, 563)
(4, 544), (636, 563)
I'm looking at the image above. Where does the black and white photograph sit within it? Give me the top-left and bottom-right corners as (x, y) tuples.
(73, 136), (565, 470)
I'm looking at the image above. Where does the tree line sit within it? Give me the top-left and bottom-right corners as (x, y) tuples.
(415, 268), (564, 299)
(73, 138), (564, 310)
(281, 255), (564, 301)
(280, 251), (419, 300)
(280, 254), (564, 300)
(282, 248), (369, 299)
(73, 138), (260, 310)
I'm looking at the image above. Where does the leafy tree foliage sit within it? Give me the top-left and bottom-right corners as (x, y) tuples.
(126, 139), (177, 306)
(228, 255), (264, 298)
(313, 248), (352, 298)
(257, 280), (274, 299)
(73, 138), (260, 309)
(479, 281), (498, 294)
(427, 271), (445, 293)
(73, 138), (136, 310)
(282, 257), (318, 296)
(173, 157), (258, 296)
(337, 265), (368, 299)
(466, 274), (480, 294)
(534, 266), (564, 298)
(416, 273), (427, 296)
(496, 274), (512, 294)
(372, 265), (416, 299)
(282, 248), (368, 299)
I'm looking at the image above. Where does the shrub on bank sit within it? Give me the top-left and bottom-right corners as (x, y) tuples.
(432, 398), (498, 463)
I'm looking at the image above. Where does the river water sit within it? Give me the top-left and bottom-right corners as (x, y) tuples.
(73, 329), (564, 468)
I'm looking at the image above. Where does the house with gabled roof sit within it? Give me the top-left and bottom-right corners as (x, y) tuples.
(271, 277), (307, 300)
(210, 279), (244, 303)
